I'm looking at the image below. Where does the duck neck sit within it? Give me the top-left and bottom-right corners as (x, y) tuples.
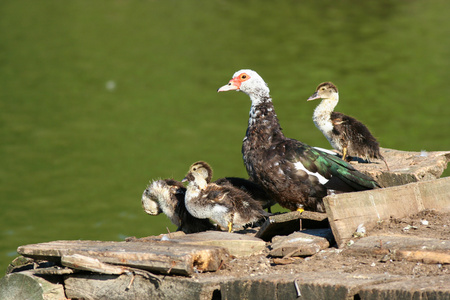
(185, 180), (202, 203)
(245, 96), (285, 149)
(312, 96), (339, 134)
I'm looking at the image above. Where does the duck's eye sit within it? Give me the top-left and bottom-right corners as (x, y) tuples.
(240, 74), (248, 80)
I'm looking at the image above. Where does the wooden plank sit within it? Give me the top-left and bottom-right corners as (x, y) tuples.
(417, 176), (450, 210)
(61, 254), (131, 275)
(353, 148), (450, 188)
(64, 272), (224, 300)
(359, 275), (450, 300)
(255, 211), (329, 241)
(324, 177), (450, 247)
(344, 235), (450, 264)
(220, 271), (409, 300)
(17, 240), (230, 276)
(169, 231), (267, 257)
(269, 229), (333, 257)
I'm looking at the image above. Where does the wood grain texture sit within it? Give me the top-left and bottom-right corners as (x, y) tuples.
(345, 235), (450, 264)
(324, 177), (450, 247)
(17, 240), (230, 276)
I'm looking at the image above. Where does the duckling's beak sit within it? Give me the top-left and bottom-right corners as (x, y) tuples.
(307, 92), (321, 101)
(181, 177), (188, 183)
(218, 78), (240, 92)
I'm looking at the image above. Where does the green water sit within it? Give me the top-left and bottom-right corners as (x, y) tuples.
(1, 0), (449, 273)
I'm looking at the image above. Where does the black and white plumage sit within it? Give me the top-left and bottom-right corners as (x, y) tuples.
(307, 82), (389, 169)
(218, 69), (379, 212)
(183, 161), (269, 232)
(142, 179), (215, 234)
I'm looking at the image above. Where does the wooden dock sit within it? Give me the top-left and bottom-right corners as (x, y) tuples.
(1, 149), (449, 299)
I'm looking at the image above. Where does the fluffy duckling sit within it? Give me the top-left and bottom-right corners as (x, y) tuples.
(183, 161), (269, 232)
(142, 179), (215, 234)
(307, 82), (389, 169)
(194, 161), (275, 212)
(218, 70), (379, 212)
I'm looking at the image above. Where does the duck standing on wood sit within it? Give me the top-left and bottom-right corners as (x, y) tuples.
(183, 161), (269, 232)
(142, 179), (215, 233)
(217, 69), (379, 212)
(307, 82), (389, 170)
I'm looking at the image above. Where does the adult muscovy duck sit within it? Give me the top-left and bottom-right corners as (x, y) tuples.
(307, 82), (389, 169)
(217, 69), (379, 212)
(142, 179), (215, 233)
(183, 161), (269, 232)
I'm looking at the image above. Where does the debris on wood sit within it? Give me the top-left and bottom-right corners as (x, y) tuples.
(344, 235), (450, 264)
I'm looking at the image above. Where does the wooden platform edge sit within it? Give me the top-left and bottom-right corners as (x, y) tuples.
(17, 240), (231, 276)
(324, 176), (450, 248)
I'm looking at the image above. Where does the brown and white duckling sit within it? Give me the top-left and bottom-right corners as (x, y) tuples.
(193, 161), (275, 212)
(307, 82), (389, 170)
(218, 70), (379, 213)
(183, 161), (269, 232)
(142, 179), (215, 233)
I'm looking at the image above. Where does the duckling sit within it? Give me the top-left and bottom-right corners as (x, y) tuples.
(193, 161), (275, 212)
(142, 179), (215, 234)
(183, 161), (269, 232)
(307, 82), (389, 170)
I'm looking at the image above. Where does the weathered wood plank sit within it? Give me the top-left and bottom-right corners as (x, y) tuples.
(269, 229), (334, 257)
(255, 211), (329, 241)
(0, 270), (66, 300)
(169, 231), (267, 257)
(61, 254), (131, 275)
(220, 271), (408, 300)
(354, 148), (450, 187)
(64, 272), (228, 300)
(17, 240), (230, 276)
(359, 275), (450, 299)
(324, 177), (450, 247)
(344, 235), (450, 264)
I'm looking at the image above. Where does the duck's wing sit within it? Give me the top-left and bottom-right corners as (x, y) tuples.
(280, 139), (380, 191)
(332, 112), (378, 144)
(202, 184), (235, 207)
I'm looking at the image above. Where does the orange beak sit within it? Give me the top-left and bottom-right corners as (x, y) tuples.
(217, 77), (241, 92)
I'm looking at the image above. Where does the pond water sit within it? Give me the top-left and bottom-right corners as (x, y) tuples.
(1, 0), (449, 273)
